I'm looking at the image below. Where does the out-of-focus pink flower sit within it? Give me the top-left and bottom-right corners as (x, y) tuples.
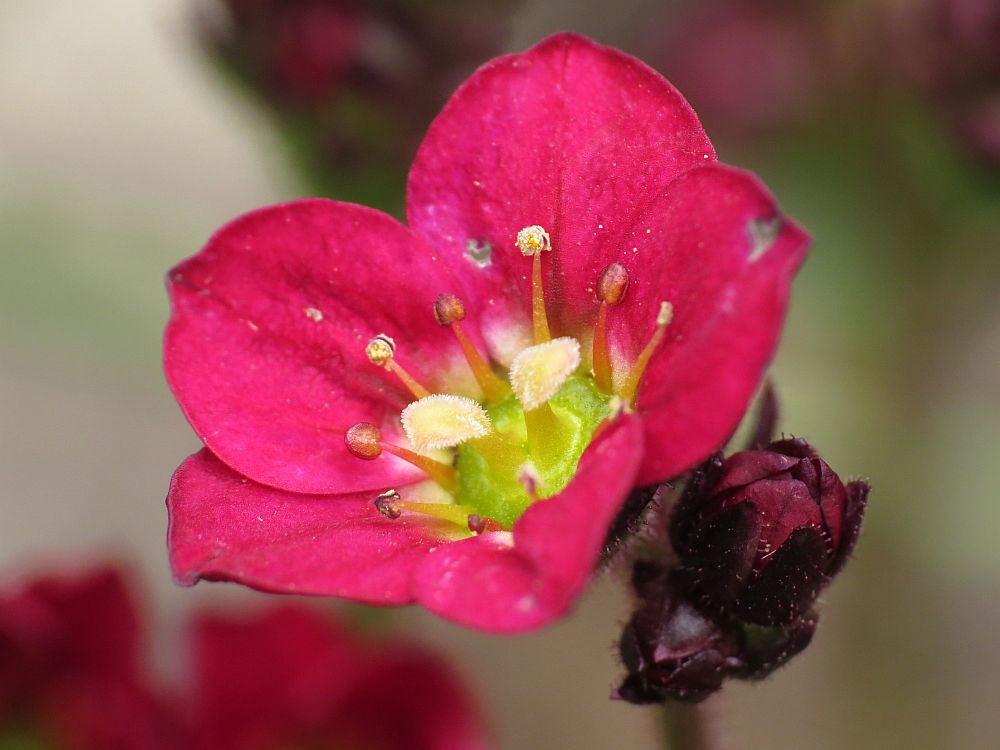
(0, 565), (177, 749)
(888, 0), (1000, 166)
(1, 564), (489, 749)
(189, 605), (488, 750)
(652, 1), (826, 134)
(165, 33), (809, 632)
(199, 0), (521, 195)
(208, 0), (361, 109)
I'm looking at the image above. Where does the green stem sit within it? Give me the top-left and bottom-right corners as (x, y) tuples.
(661, 703), (721, 750)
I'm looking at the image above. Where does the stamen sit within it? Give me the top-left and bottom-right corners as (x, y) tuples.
(620, 301), (673, 407)
(400, 395), (492, 453)
(365, 334), (431, 400)
(509, 337), (581, 411)
(592, 263), (629, 392)
(433, 293), (508, 403)
(516, 225), (553, 343)
(345, 422), (457, 491)
(374, 489), (479, 528)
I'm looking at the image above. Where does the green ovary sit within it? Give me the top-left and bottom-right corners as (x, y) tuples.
(453, 374), (610, 527)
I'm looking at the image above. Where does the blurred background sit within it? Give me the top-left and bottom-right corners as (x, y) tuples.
(1, 0), (998, 747)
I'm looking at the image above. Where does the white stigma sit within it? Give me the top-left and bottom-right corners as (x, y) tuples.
(509, 336), (581, 411)
(400, 394), (492, 453)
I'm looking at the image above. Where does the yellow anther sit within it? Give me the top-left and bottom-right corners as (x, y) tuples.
(364, 333), (431, 399)
(365, 334), (396, 366)
(400, 394), (492, 453)
(515, 225), (551, 256)
(509, 337), (581, 411)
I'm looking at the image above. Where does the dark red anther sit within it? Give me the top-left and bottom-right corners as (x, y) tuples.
(433, 293), (467, 325)
(597, 262), (629, 305)
(374, 490), (401, 519)
(345, 423), (382, 459)
(467, 514), (507, 534)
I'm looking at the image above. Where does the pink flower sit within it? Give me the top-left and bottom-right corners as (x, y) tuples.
(652, 1), (826, 133)
(1, 564), (488, 749)
(0, 565), (178, 749)
(189, 605), (487, 750)
(166, 33), (809, 632)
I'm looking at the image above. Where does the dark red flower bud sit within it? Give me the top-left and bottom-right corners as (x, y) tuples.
(735, 611), (818, 680)
(615, 564), (740, 704)
(615, 562), (819, 704)
(670, 439), (869, 626)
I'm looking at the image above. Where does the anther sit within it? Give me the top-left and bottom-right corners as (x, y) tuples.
(365, 334), (395, 365)
(593, 263), (630, 392)
(345, 422), (457, 492)
(365, 334), (431, 400)
(374, 489), (402, 519)
(516, 225), (553, 344)
(345, 422), (382, 459)
(597, 263), (630, 305)
(515, 225), (551, 256)
(400, 395), (492, 453)
(433, 293), (465, 325)
(468, 514), (510, 534)
(433, 293), (508, 403)
(620, 301), (673, 407)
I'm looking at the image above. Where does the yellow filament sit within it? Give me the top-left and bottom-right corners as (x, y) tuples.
(380, 443), (457, 493)
(531, 252), (551, 344)
(398, 501), (476, 527)
(620, 302), (673, 408)
(450, 321), (509, 403)
(386, 360), (432, 400)
(592, 302), (613, 393)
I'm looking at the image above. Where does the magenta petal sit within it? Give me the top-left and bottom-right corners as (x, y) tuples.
(167, 450), (451, 604)
(166, 199), (477, 495)
(407, 33), (715, 344)
(618, 165), (810, 484)
(411, 416), (644, 633)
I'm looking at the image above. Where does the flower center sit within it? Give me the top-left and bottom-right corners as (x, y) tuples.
(345, 225), (673, 533)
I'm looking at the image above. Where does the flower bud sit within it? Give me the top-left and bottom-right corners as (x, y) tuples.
(615, 563), (740, 704)
(614, 562), (817, 704)
(670, 438), (869, 626)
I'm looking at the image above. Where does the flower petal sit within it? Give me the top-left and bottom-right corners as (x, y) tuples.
(407, 33), (715, 349)
(410, 415), (644, 632)
(605, 165), (809, 484)
(166, 199), (479, 495)
(167, 450), (455, 604)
